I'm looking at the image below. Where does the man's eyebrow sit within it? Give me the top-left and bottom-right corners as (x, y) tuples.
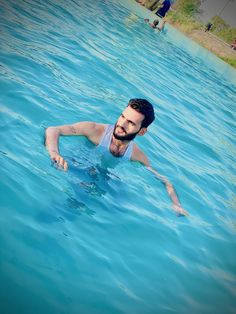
(122, 113), (137, 125)
(128, 119), (136, 125)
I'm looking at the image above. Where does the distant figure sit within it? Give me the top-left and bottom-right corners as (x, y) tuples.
(231, 37), (236, 50)
(158, 19), (166, 31)
(156, 0), (171, 18)
(205, 22), (213, 32)
(144, 18), (159, 29)
(144, 18), (166, 31)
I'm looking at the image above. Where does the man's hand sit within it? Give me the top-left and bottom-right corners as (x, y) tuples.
(145, 165), (189, 217)
(173, 204), (188, 217)
(45, 123), (104, 171)
(50, 152), (68, 171)
(45, 126), (69, 171)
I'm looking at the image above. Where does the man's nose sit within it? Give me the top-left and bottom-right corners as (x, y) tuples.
(119, 119), (127, 128)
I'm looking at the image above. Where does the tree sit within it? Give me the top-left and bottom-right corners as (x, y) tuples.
(211, 15), (236, 44)
(211, 15), (228, 32)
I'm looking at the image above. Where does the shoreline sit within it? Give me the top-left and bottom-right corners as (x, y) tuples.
(165, 19), (236, 69)
(133, 1), (236, 69)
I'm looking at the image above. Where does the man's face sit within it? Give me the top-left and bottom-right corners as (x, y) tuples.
(113, 106), (146, 141)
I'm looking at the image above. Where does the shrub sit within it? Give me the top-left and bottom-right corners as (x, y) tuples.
(173, 0), (201, 16)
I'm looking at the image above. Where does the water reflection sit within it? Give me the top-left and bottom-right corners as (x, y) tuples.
(36, 152), (123, 224)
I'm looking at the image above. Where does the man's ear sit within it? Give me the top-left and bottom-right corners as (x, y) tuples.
(138, 127), (147, 136)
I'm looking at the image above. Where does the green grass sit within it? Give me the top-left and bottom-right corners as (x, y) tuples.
(165, 10), (236, 69)
(166, 10), (203, 33)
(219, 57), (236, 68)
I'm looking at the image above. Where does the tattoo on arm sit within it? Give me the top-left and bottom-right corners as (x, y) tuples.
(69, 126), (77, 134)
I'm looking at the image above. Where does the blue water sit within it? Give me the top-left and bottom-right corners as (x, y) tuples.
(1, 0), (236, 313)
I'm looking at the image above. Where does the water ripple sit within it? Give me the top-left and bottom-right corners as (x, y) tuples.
(1, 0), (236, 313)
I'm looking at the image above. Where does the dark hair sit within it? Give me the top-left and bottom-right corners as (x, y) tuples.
(153, 19), (159, 27)
(128, 98), (155, 128)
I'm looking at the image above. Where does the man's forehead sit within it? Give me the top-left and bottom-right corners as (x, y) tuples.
(122, 106), (144, 122)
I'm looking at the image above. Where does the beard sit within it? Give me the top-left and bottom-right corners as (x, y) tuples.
(113, 122), (140, 141)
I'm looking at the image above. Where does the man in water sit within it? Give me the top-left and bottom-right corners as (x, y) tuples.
(144, 18), (166, 31)
(45, 99), (187, 216)
(144, 18), (159, 29)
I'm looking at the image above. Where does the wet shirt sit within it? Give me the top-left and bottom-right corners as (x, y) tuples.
(98, 124), (134, 160)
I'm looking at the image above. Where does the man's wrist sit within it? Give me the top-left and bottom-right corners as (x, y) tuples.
(49, 150), (59, 158)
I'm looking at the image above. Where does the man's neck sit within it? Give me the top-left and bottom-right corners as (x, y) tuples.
(111, 136), (130, 148)
(109, 136), (131, 157)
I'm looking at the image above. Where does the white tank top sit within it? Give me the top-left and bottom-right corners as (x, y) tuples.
(98, 124), (134, 160)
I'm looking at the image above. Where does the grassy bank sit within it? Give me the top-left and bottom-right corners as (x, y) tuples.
(218, 56), (236, 68)
(165, 10), (236, 69)
(166, 10), (203, 33)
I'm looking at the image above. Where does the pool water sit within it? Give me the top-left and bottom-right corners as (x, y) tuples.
(0, 0), (236, 313)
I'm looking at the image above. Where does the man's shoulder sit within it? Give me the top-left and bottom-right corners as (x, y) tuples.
(92, 122), (107, 133)
(131, 144), (150, 166)
(86, 122), (107, 145)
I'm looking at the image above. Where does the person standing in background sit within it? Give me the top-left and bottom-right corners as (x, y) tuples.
(156, 0), (171, 18)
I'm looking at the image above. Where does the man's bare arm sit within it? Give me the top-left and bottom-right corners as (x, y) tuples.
(132, 145), (188, 216)
(45, 122), (104, 170)
(45, 126), (66, 168)
(146, 166), (188, 216)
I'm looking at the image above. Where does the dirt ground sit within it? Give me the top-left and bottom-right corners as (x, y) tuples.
(187, 29), (236, 59)
(135, 1), (236, 66)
